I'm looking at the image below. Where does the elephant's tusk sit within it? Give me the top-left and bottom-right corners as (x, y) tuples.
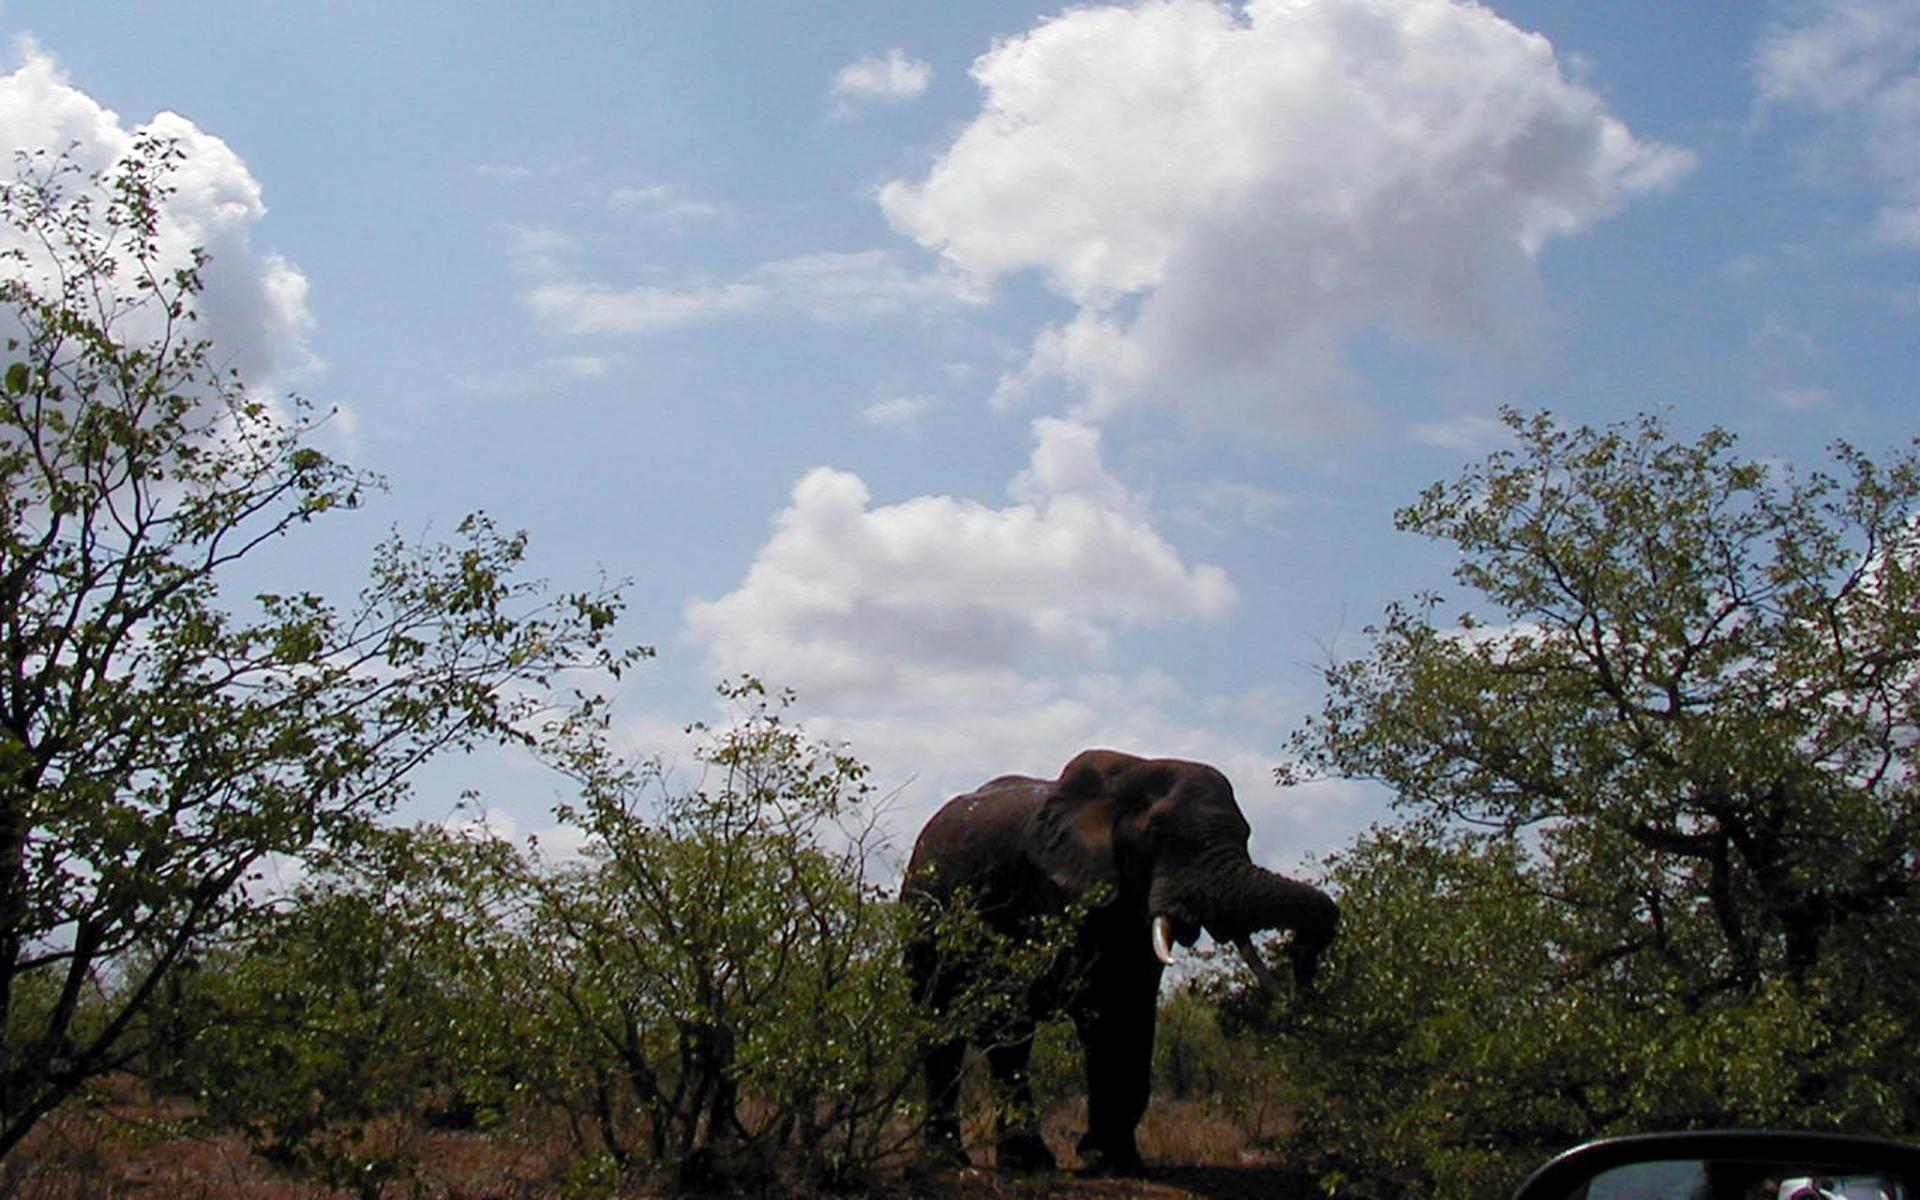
(1233, 935), (1291, 1004)
(1151, 915), (1177, 966)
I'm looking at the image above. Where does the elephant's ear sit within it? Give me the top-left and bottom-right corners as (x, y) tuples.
(1024, 750), (1161, 899)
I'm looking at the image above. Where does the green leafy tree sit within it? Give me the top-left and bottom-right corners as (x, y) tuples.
(0, 138), (638, 1160)
(148, 827), (529, 1199)
(1272, 410), (1919, 1195)
(509, 681), (926, 1192)
(1237, 830), (1614, 1197)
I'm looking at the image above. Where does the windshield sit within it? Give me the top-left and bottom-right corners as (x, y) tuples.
(1574, 1160), (1908, 1200)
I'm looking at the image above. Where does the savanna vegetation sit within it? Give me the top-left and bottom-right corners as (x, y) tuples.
(3, 141), (1914, 1198)
(1253, 408), (1920, 1196)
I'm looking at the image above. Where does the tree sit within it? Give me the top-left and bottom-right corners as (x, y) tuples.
(0, 138), (638, 1159)
(1273, 409), (1919, 1193)
(147, 826), (530, 1200)
(506, 680), (926, 1192)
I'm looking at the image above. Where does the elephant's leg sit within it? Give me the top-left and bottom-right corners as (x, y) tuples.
(907, 926), (973, 1168)
(984, 1023), (1056, 1171)
(921, 1035), (971, 1166)
(1071, 986), (1156, 1175)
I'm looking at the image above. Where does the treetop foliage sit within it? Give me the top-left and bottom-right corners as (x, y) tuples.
(1292, 407), (1917, 988)
(1269, 408), (1920, 1197)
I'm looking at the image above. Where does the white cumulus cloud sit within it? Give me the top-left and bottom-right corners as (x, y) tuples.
(879, 0), (1693, 438)
(685, 417), (1234, 711)
(0, 39), (314, 389)
(831, 48), (934, 108)
(1754, 0), (1920, 248)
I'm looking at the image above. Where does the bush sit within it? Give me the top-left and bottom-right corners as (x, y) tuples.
(146, 827), (529, 1199)
(506, 680), (928, 1192)
(145, 683), (1076, 1194)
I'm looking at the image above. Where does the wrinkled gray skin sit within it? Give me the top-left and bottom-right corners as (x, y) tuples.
(901, 749), (1339, 1175)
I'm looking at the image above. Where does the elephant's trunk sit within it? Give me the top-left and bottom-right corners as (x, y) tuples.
(1150, 917), (1288, 1004)
(1231, 935), (1291, 1002)
(1185, 860), (1339, 997)
(1221, 865), (1337, 943)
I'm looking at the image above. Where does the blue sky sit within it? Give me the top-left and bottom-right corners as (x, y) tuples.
(3, 0), (1915, 871)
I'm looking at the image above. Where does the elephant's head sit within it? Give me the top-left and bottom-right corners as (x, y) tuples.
(1023, 749), (1338, 998)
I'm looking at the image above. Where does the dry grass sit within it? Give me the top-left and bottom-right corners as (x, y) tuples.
(0, 1084), (1308, 1199)
(1, 1091), (576, 1200)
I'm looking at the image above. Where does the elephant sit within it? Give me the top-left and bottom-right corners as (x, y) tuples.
(900, 748), (1338, 1175)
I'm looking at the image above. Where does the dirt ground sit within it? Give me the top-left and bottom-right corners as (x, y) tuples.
(891, 1162), (1318, 1199)
(2, 1089), (1321, 1199)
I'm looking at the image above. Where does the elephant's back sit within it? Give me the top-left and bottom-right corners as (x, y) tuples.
(901, 776), (1049, 904)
